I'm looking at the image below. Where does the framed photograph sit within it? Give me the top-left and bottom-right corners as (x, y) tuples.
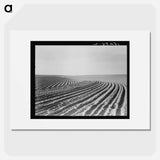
(10, 31), (150, 130)
(31, 41), (129, 119)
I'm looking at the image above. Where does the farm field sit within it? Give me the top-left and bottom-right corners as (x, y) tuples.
(35, 75), (127, 117)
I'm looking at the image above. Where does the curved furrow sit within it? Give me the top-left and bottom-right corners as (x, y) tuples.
(59, 80), (67, 87)
(56, 80), (78, 89)
(36, 82), (107, 116)
(50, 81), (63, 88)
(59, 80), (73, 87)
(54, 81), (65, 88)
(47, 83), (111, 116)
(58, 83), (112, 116)
(49, 80), (69, 88)
(60, 83), (114, 116)
(36, 81), (101, 105)
(36, 82), (53, 90)
(70, 83), (115, 116)
(35, 81), (100, 105)
(35, 81), (93, 102)
(35, 82), (107, 115)
(102, 84), (123, 116)
(47, 80), (79, 91)
(36, 81), (61, 90)
(63, 80), (70, 86)
(81, 83), (119, 116)
(88, 83), (119, 116)
(45, 81), (60, 89)
(116, 85), (127, 116)
(108, 84), (124, 116)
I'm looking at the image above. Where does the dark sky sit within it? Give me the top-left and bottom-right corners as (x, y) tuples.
(36, 45), (127, 75)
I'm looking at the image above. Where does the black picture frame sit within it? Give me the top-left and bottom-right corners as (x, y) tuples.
(31, 41), (130, 119)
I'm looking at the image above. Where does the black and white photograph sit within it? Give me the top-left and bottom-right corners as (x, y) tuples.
(31, 41), (129, 119)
